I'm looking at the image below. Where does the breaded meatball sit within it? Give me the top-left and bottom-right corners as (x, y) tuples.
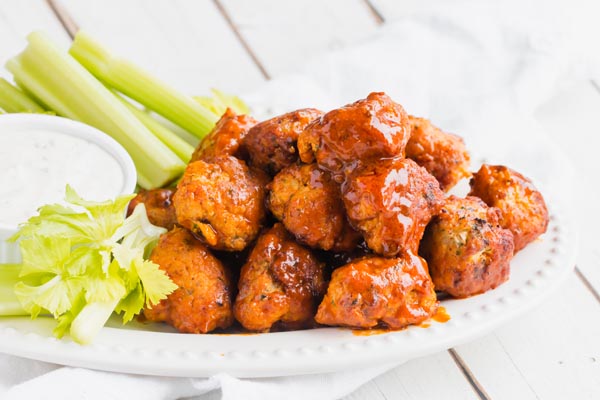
(317, 240), (372, 270)
(420, 196), (514, 298)
(469, 164), (549, 252)
(342, 157), (444, 257)
(173, 156), (267, 251)
(191, 108), (257, 162)
(127, 188), (177, 230)
(406, 116), (471, 191)
(315, 252), (438, 329)
(243, 108), (323, 175)
(144, 227), (233, 333)
(234, 224), (328, 332)
(298, 92), (410, 176)
(268, 163), (360, 251)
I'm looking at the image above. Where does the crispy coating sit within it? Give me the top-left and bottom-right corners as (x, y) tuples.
(268, 163), (360, 251)
(406, 116), (471, 191)
(191, 108), (257, 162)
(315, 252), (438, 329)
(144, 227), (234, 333)
(420, 196), (514, 298)
(173, 156), (267, 251)
(127, 188), (177, 230)
(342, 157), (444, 257)
(298, 92), (410, 176)
(469, 164), (549, 252)
(243, 108), (323, 175)
(234, 224), (328, 332)
(316, 240), (373, 272)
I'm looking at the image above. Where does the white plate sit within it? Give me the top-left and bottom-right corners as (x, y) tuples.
(0, 196), (576, 378)
(0, 116), (577, 378)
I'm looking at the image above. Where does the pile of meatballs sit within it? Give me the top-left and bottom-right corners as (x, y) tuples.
(129, 92), (549, 334)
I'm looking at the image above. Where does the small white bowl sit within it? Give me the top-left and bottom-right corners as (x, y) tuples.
(0, 114), (137, 263)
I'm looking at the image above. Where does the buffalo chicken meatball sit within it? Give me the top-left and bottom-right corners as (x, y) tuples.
(243, 108), (323, 175)
(406, 116), (470, 191)
(127, 188), (177, 230)
(469, 164), (549, 252)
(234, 224), (328, 332)
(191, 108), (257, 162)
(173, 156), (267, 251)
(342, 157), (444, 257)
(268, 163), (360, 251)
(420, 196), (514, 298)
(315, 252), (438, 329)
(298, 92), (410, 176)
(144, 227), (234, 333)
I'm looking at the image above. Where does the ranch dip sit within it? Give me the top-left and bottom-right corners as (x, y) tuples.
(0, 129), (125, 227)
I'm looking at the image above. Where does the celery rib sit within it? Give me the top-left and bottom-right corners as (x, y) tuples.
(115, 94), (194, 163)
(0, 77), (45, 113)
(69, 31), (218, 140)
(6, 32), (185, 189)
(0, 264), (28, 316)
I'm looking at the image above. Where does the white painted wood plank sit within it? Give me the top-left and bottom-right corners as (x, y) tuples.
(219, 0), (379, 78)
(534, 82), (600, 293)
(346, 352), (479, 400)
(456, 273), (600, 399)
(58, 0), (266, 95)
(0, 0), (69, 63)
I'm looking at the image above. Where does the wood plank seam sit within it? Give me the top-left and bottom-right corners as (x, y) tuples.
(363, 0), (385, 24)
(212, 0), (271, 80)
(574, 267), (600, 304)
(45, 0), (78, 38)
(495, 339), (541, 399)
(448, 349), (492, 400)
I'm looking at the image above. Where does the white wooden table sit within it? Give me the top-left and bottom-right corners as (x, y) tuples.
(1, 1), (599, 399)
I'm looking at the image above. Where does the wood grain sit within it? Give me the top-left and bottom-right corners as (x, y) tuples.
(219, 0), (379, 78)
(0, 0), (69, 62)
(58, 0), (266, 94)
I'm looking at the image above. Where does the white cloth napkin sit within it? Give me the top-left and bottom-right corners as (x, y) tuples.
(1, 0), (597, 398)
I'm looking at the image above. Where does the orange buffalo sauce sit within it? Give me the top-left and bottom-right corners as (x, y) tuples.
(351, 307), (450, 335)
(432, 306), (451, 323)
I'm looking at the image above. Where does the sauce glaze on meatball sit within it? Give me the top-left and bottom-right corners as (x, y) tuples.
(243, 108), (323, 175)
(406, 116), (470, 191)
(173, 156), (268, 251)
(315, 252), (438, 329)
(144, 227), (234, 333)
(234, 224), (328, 332)
(127, 188), (177, 230)
(268, 163), (360, 251)
(298, 92), (410, 177)
(342, 157), (444, 257)
(191, 108), (257, 162)
(469, 164), (548, 252)
(420, 195), (514, 298)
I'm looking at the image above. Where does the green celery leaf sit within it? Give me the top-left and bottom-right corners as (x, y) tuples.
(115, 283), (145, 324)
(135, 259), (177, 307)
(19, 235), (71, 276)
(83, 260), (126, 303)
(14, 275), (73, 317)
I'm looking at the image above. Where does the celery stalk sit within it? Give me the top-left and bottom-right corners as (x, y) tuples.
(0, 78), (45, 113)
(70, 299), (119, 344)
(69, 31), (218, 140)
(6, 31), (185, 189)
(115, 94), (194, 163)
(0, 264), (28, 315)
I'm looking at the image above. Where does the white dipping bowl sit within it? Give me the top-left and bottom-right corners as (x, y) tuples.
(0, 114), (137, 263)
